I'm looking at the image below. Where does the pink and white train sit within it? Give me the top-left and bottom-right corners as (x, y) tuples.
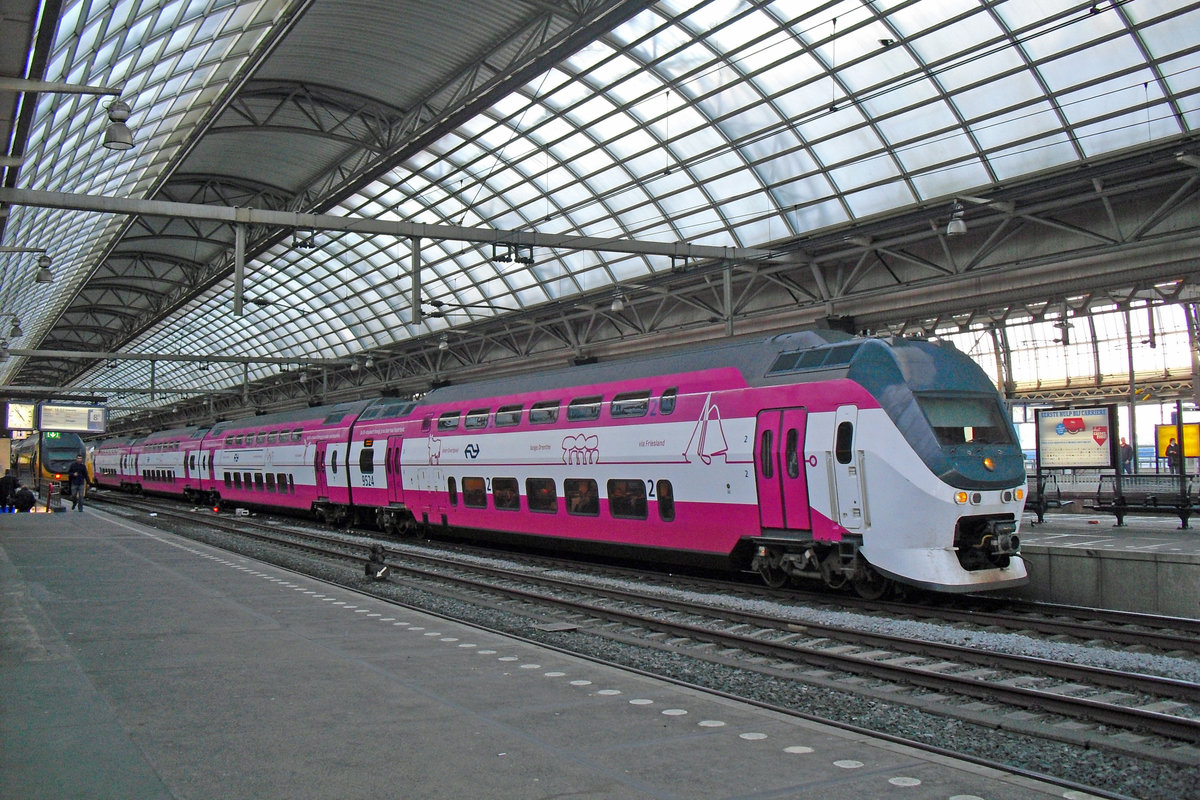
(92, 329), (1028, 597)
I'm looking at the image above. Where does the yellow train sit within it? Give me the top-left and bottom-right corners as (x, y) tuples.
(10, 431), (88, 495)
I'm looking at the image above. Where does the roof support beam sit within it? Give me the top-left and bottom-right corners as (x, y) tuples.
(0, 187), (771, 263)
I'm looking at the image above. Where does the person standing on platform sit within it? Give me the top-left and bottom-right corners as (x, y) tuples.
(67, 454), (89, 512)
(1165, 438), (1182, 474)
(0, 468), (16, 512)
(1119, 438), (1133, 474)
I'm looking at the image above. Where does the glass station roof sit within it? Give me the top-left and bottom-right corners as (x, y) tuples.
(2, 0), (1199, 416)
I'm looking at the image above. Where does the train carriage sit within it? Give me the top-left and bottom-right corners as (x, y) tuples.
(92, 435), (138, 490)
(202, 400), (373, 517)
(130, 426), (212, 499)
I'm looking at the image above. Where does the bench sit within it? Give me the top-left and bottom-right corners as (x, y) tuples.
(1088, 473), (1197, 528)
(1027, 473), (1076, 524)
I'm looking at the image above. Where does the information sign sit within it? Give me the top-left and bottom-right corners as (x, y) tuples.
(1035, 405), (1116, 469)
(37, 403), (108, 433)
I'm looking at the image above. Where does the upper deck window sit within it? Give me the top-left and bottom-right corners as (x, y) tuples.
(495, 404), (523, 427)
(567, 396), (602, 422)
(529, 401), (559, 425)
(464, 409), (490, 429)
(659, 388), (678, 416)
(437, 411), (461, 432)
(611, 391), (650, 418)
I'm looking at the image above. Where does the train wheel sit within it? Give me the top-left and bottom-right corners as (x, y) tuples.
(758, 561), (790, 589)
(851, 568), (892, 600)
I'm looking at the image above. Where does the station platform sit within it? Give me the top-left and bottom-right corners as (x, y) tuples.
(1016, 509), (1200, 619)
(1, 508), (1079, 800)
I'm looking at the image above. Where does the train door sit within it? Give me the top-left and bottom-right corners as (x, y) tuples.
(386, 435), (404, 504)
(832, 405), (864, 530)
(754, 408), (811, 531)
(315, 443), (329, 498)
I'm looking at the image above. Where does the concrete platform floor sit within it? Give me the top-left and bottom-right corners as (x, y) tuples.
(0, 508), (1085, 800)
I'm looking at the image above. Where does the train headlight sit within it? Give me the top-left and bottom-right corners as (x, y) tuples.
(954, 491), (968, 505)
(983, 457), (995, 471)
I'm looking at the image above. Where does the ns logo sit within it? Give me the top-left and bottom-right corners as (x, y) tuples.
(464, 443), (480, 459)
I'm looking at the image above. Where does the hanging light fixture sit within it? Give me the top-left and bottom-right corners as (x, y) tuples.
(103, 99), (134, 150)
(610, 294), (626, 313)
(438, 334), (449, 351)
(946, 201), (967, 236)
(34, 254), (53, 283)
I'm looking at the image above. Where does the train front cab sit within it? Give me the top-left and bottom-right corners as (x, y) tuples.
(748, 336), (1027, 598)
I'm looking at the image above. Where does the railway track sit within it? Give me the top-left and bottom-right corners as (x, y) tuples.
(98, 491), (1200, 767)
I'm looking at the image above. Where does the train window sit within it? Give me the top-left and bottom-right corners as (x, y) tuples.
(565, 478), (599, 516)
(463, 476), (486, 508)
(265, 473), (276, 492)
(835, 421), (854, 465)
(234, 434), (244, 446)
(759, 430), (774, 478)
(292, 429), (303, 441)
(464, 409), (490, 429)
(288, 475), (295, 493)
(657, 480), (675, 521)
(567, 396), (602, 422)
(267, 432), (278, 444)
(233, 473), (242, 489)
(256, 432), (267, 445)
(914, 394), (1016, 446)
(331, 450), (338, 474)
(768, 352), (800, 374)
(254, 473), (264, 490)
(359, 447), (375, 474)
(796, 349), (825, 369)
(825, 343), (861, 366)
(322, 412), (347, 424)
(437, 411), (461, 431)
(525, 478), (557, 513)
(188, 455), (196, 471)
(785, 429), (801, 479)
(529, 401), (559, 425)
(611, 391), (650, 418)
(493, 477), (519, 510)
(607, 479), (647, 520)
(225, 435), (233, 445)
(278, 473), (288, 493)
(244, 472), (252, 488)
(659, 388), (678, 415)
(447, 476), (457, 506)
(495, 404), (523, 427)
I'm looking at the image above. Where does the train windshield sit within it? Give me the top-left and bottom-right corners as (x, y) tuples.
(915, 394), (1015, 446)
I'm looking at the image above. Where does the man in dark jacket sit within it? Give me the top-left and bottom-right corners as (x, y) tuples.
(0, 468), (16, 512)
(12, 484), (35, 512)
(67, 455), (89, 511)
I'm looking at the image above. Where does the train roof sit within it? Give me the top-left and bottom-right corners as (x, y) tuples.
(417, 328), (856, 406)
(208, 398), (376, 435)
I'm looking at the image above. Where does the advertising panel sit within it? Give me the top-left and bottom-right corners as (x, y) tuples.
(1155, 423), (1199, 459)
(1035, 406), (1116, 469)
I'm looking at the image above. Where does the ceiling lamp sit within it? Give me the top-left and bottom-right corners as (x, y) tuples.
(34, 254), (53, 283)
(946, 201), (967, 236)
(103, 99), (134, 150)
(610, 294), (625, 313)
(438, 334), (449, 351)
(9, 317), (21, 337)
